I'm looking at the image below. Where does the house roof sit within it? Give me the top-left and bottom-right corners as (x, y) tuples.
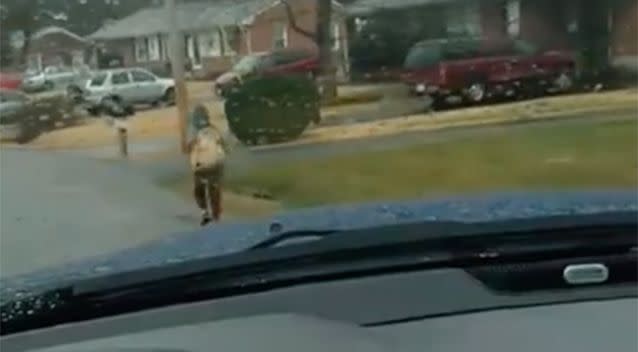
(32, 26), (90, 43)
(89, 0), (276, 40)
(345, 0), (451, 16)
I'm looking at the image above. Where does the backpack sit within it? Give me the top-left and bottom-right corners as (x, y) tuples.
(189, 126), (227, 173)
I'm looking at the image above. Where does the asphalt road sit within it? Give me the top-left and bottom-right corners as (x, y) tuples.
(0, 149), (201, 278)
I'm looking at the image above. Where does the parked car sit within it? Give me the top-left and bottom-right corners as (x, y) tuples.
(21, 65), (94, 93)
(0, 72), (23, 90)
(0, 89), (77, 143)
(82, 68), (175, 116)
(214, 49), (319, 98)
(401, 37), (576, 106)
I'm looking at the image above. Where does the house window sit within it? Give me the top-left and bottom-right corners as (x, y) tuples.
(186, 34), (201, 67)
(354, 17), (368, 33)
(198, 31), (222, 58)
(71, 50), (84, 67)
(160, 35), (169, 60)
(272, 21), (288, 49)
(135, 35), (162, 62)
(446, 2), (481, 37)
(27, 54), (42, 72)
(148, 36), (160, 61)
(505, 0), (521, 37)
(135, 37), (149, 62)
(332, 23), (340, 51)
(221, 27), (238, 55)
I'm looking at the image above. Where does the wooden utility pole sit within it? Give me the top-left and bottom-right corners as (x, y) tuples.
(316, 0), (337, 103)
(166, 0), (190, 154)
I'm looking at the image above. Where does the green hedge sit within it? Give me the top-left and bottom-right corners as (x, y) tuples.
(224, 75), (320, 145)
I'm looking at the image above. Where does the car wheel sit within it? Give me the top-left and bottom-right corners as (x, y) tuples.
(553, 72), (574, 93)
(464, 82), (487, 104)
(163, 88), (176, 106)
(102, 96), (127, 117)
(43, 81), (54, 91)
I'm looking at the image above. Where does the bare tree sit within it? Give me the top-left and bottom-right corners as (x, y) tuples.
(282, 0), (338, 103)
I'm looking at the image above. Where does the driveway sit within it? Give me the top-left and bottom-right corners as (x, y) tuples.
(0, 149), (200, 277)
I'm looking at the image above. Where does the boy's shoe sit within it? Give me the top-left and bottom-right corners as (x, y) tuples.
(200, 210), (213, 226)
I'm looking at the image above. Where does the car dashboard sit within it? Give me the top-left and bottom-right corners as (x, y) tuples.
(2, 268), (636, 352)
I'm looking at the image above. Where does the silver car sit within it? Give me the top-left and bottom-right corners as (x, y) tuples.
(22, 65), (93, 92)
(83, 68), (175, 114)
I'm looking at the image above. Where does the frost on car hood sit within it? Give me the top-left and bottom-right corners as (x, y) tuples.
(1, 189), (636, 300)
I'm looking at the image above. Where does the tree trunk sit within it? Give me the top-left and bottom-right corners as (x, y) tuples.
(316, 0), (337, 104)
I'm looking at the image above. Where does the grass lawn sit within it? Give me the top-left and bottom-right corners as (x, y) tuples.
(225, 119), (638, 208)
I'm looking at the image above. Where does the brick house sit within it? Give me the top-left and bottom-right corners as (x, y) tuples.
(347, 0), (637, 74)
(89, 0), (350, 80)
(25, 26), (93, 72)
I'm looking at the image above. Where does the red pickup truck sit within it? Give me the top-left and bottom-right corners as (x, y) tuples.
(215, 49), (319, 98)
(401, 37), (576, 106)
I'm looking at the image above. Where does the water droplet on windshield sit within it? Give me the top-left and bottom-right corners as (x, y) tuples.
(394, 207), (414, 219)
(165, 257), (184, 264)
(93, 265), (112, 274)
(269, 221), (284, 234)
(26, 309), (34, 316)
(33, 298), (44, 309)
(14, 291), (26, 299)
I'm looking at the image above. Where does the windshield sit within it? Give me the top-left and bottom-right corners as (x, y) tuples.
(404, 42), (442, 69)
(89, 73), (108, 87)
(0, 0), (636, 306)
(232, 55), (261, 73)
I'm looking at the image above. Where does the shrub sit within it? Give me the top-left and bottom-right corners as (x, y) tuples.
(224, 75), (320, 145)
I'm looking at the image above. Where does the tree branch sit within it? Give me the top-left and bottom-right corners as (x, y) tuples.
(281, 0), (316, 42)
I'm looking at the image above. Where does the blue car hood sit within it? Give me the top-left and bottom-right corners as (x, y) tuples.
(1, 190), (636, 299)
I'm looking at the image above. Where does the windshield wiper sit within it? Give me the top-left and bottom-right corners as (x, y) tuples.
(248, 229), (335, 250)
(247, 219), (466, 250)
(2, 211), (636, 336)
